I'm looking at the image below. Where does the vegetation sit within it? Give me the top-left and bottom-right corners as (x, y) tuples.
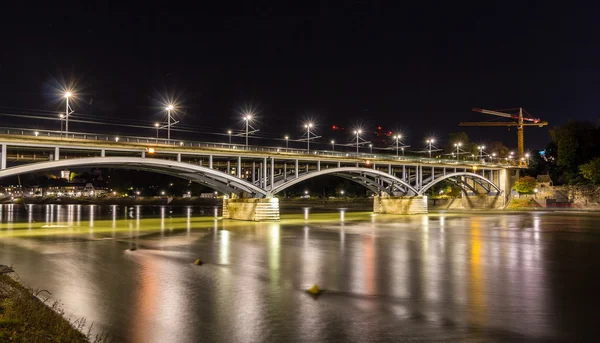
(0, 275), (109, 342)
(514, 176), (538, 194)
(579, 158), (600, 184)
(506, 198), (542, 210)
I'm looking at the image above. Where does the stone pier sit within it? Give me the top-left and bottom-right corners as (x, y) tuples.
(373, 195), (428, 214)
(222, 197), (280, 221)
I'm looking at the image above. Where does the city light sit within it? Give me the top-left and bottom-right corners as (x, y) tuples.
(63, 90), (74, 136)
(243, 112), (254, 147)
(304, 122), (314, 151)
(427, 138), (435, 158)
(284, 135), (289, 148)
(331, 139), (335, 151)
(354, 129), (362, 153)
(228, 130), (232, 144)
(34, 131), (39, 137)
(165, 104), (176, 141)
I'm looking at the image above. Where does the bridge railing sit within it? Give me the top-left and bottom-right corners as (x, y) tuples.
(0, 127), (517, 168)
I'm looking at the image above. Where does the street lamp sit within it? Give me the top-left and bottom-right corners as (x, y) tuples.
(471, 154), (475, 161)
(340, 190), (345, 196)
(354, 130), (362, 154)
(478, 145), (486, 161)
(426, 138), (435, 158)
(285, 135), (289, 149)
(154, 122), (159, 143)
(393, 135), (402, 156)
(525, 153), (530, 165)
(243, 113), (253, 146)
(369, 143), (373, 153)
(401, 147), (404, 156)
(454, 142), (462, 161)
(64, 91), (73, 136)
(304, 122), (314, 151)
(34, 131), (39, 137)
(492, 152), (497, 162)
(227, 130), (232, 144)
(166, 104), (175, 141)
(331, 140), (335, 151)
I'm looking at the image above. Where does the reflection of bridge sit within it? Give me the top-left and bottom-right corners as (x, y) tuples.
(0, 133), (517, 220)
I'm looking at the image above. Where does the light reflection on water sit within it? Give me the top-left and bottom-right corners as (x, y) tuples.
(1, 204), (600, 342)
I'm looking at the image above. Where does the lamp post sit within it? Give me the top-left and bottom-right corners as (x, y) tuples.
(154, 123), (159, 143)
(228, 130), (232, 144)
(304, 123), (313, 151)
(478, 145), (485, 161)
(285, 135), (289, 149)
(401, 147), (404, 156)
(64, 91), (72, 136)
(454, 142), (462, 161)
(369, 143), (373, 153)
(394, 135), (401, 156)
(354, 130), (362, 154)
(471, 154), (475, 161)
(525, 153), (530, 165)
(426, 138), (435, 158)
(166, 105), (175, 141)
(492, 153), (496, 162)
(331, 140), (335, 151)
(244, 114), (252, 147)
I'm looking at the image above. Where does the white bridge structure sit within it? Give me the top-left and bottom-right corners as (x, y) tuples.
(0, 131), (518, 220)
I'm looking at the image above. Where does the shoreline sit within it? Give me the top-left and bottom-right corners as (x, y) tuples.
(0, 273), (106, 342)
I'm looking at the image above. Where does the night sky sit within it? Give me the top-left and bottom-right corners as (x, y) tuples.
(1, 2), (598, 151)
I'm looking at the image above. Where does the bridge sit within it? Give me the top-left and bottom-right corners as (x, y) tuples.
(0, 129), (518, 220)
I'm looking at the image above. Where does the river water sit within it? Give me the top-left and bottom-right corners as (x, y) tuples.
(1, 204), (600, 342)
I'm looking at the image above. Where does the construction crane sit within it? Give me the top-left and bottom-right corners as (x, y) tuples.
(459, 108), (548, 167)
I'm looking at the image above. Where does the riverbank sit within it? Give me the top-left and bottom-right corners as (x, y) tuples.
(0, 273), (107, 342)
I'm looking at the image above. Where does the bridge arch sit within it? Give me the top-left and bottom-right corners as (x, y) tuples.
(0, 157), (268, 198)
(418, 172), (501, 196)
(269, 167), (419, 196)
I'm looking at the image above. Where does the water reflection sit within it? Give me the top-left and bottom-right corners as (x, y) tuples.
(1, 205), (596, 341)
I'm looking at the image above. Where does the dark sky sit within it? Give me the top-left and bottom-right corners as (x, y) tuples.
(1, 2), (598, 151)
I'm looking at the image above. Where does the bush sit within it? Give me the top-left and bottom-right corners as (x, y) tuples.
(514, 176), (537, 194)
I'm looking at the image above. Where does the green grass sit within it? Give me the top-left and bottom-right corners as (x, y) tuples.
(0, 275), (109, 343)
(506, 198), (542, 210)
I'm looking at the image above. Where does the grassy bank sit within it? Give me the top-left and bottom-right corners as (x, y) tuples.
(0, 274), (107, 342)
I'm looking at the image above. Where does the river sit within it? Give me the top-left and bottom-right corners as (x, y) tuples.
(1, 204), (599, 342)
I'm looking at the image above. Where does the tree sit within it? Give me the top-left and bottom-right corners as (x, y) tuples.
(488, 141), (510, 159)
(579, 158), (600, 184)
(550, 120), (597, 172)
(514, 176), (537, 194)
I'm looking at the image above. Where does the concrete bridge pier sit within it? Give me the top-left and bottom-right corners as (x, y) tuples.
(373, 194), (428, 215)
(222, 197), (280, 221)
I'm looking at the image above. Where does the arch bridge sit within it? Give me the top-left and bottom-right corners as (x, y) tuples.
(0, 134), (515, 220)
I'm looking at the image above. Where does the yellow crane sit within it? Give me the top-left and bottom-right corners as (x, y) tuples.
(459, 108), (548, 167)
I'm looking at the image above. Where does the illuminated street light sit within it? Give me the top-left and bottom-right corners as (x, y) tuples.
(115, 137), (119, 142)
(304, 122), (314, 151)
(166, 104), (175, 141)
(331, 139), (335, 151)
(34, 131), (39, 137)
(525, 153), (530, 165)
(63, 91), (74, 136)
(285, 135), (289, 149)
(393, 135), (402, 156)
(243, 113), (253, 146)
(227, 130), (232, 144)
(369, 143), (373, 153)
(454, 142), (462, 161)
(478, 145), (486, 161)
(426, 138), (435, 158)
(354, 130), (362, 154)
